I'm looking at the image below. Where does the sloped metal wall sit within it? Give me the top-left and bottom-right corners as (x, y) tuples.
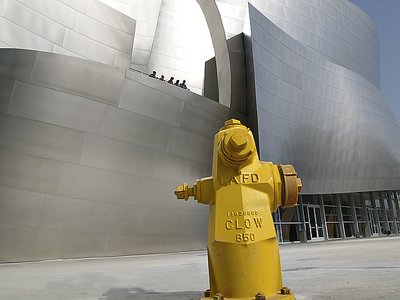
(0, 49), (231, 262)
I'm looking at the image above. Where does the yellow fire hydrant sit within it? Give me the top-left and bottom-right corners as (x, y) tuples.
(175, 119), (302, 300)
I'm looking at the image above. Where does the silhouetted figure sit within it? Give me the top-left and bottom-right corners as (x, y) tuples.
(158, 75), (165, 81)
(149, 71), (156, 78)
(167, 77), (174, 84)
(174, 79), (180, 86)
(179, 80), (187, 89)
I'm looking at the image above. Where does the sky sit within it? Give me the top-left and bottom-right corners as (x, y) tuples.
(350, 0), (400, 121)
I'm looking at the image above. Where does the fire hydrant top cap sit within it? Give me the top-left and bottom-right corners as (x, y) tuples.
(229, 133), (247, 150)
(224, 119), (241, 126)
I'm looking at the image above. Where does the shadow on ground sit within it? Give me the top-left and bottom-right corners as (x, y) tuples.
(101, 287), (203, 300)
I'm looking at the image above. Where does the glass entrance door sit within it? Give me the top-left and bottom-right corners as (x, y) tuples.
(306, 205), (324, 240)
(367, 208), (379, 236)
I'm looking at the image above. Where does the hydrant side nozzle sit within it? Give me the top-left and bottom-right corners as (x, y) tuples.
(174, 178), (214, 204)
(279, 164), (302, 208)
(174, 182), (190, 200)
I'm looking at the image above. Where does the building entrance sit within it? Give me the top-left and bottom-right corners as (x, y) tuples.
(305, 205), (324, 240)
(367, 208), (379, 236)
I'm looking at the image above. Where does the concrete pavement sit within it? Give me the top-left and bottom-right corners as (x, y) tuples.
(0, 236), (399, 299)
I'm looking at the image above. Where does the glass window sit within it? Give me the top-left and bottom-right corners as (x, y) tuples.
(281, 224), (301, 242)
(279, 206), (300, 223)
(344, 223), (355, 237)
(323, 194), (336, 205)
(326, 223), (341, 239)
(325, 206), (338, 222)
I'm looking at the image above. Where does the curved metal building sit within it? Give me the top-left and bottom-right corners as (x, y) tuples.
(0, 0), (399, 262)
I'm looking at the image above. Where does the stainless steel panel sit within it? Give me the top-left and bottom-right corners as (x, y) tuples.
(168, 127), (213, 163)
(180, 102), (225, 138)
(58, 0), (90, 13)
(58, 163), (188, 212)
(62, 29), (116, 65)
(106, 234), (205, 257)
(39, 194), (122, 235)
(100, 106), (172, 151)
(154, 151), (202, 184)
(119, 79), (185, 127)
(33, 52), (124, 106)
(147, 0), (216, 101)
(2, 0), (65, 46)
(80, 134), (157, 178)
(178, 210), (208, 237)
(0, 49), (36, 82)
(52, 45), (83, 58)
(16, 0), (77, 28)
(0, 76), (14, 112)
(113, 52), (131, 69)
(248, 4), (400, 194)
(8, 81), (107, 134)
(0, 16), (53, 51)
(127, 207), (182, 236)
(12, 227), (108, 261)
(86, 0), (136, 35)
(189, 92), (230, 119)
(74, 13), (133, 54)
(0, 224), (19, 262)
(125, 70), (191, 103)
(0, 114), (85, 163)
(0, 150), (64, 195)
(100, 0), (161, 69)
(0, 186), (44, 228)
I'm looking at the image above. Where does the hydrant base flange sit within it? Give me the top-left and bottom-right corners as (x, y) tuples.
(200, 294), (295, 300)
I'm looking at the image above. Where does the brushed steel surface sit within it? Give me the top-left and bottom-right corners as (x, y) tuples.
(86, 0), (136, 35)
(0, 15), (54, 51)
(119, 78), (185, 127)
(0, 149), (64, 195)
(81, 133), (156, 177)
(32, 52), (125, 106)
(168, 127), (213, 163)
(0, 0), (399, 262)
(0, 76), (14, 113)
(57, 0), (89, 13)
(248, 4), (400, 194)
(2, 0), (65, 46)
(8, 81), (107, 134)
(0, 0), (135, 69)
(16, 0), (77, 28)
(63, 29), (116, 65)
(74, 13), (134, 54)
(0, 48), (230, 262)
(100, 106), (172, 151)
(0, 186), (44, 228)
(0, 114), (85, 163)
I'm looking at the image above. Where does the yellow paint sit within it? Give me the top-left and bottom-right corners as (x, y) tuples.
(175, 119), (302, 300)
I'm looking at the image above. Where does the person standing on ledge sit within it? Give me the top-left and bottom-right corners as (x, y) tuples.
(179, 80), (187, 89)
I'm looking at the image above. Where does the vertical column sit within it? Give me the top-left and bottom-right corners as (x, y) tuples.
(319, 195), (328, 241)
(370, 192), (382, 236)
(387, 192), (399, 234)
(380, 192), (390, 234)
(336, 194), (346, 239)
(298, 195), (307, 243)
(361, 193), (372, 238)
(349, 194), (360, 238)
(395, 191), (400, 234)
